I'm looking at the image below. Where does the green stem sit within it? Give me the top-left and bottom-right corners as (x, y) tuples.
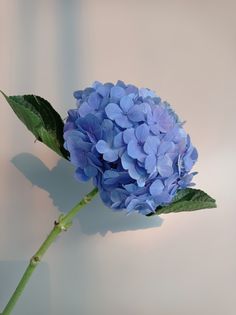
(1, 187), (98, 315)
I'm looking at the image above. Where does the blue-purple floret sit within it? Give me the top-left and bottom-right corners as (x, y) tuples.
(64, 81), (198, 215)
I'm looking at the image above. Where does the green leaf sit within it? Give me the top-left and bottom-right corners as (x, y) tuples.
(147, 188), (217, 216)
(1, 91), (69, 159)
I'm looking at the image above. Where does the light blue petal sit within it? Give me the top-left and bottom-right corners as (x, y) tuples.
(150, 124), (160, 135)
(149, 179), (164, 196)
(92, 81), (102, 89)
(127, 105), (145, 122)
(96, 84), (111, 97)
(139, 88), (156, 98)
(145, 154), (157, 173)
(157, 155), (173, 177)
(105, 103), (122, 120)
(121, 152), (134, 170)
(120, 95), (134, 113)
(110, 86), (126, 100)
(114, 132), (124, 148)
(96, 140), (110, 153)
(123, 128), (135, 144)
(115, 115), (133, 128)
(135, 123), (149, 143)
(127, 140), (145, 160)
(159, 111), (174, 132)
(143, 136), (160, 154)
(158, 141), (175, 155)
(103, 149), (118, 162)
(126, 84), (139, 95)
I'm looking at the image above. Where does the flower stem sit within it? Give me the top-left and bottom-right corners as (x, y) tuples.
(1, 187), (98, 315)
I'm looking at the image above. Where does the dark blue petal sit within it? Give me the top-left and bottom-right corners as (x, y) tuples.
(88, 92), (101, 109)
(78, 102), (92, 117)
(75, 167), (90, 181)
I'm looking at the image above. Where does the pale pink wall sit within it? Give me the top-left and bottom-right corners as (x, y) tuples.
(0, 1), (235, 314)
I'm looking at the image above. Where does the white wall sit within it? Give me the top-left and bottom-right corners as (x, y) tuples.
(0, 1), (235, 314)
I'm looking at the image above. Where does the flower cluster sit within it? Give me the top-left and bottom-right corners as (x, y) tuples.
(64, 81), (198, 215)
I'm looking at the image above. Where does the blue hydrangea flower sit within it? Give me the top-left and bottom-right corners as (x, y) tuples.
(64, 81), (198, 215)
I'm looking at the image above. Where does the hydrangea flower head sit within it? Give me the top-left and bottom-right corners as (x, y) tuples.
(64, 81), (198, 215)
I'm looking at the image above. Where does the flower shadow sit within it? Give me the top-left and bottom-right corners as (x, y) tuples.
(12, 153), (163, 235)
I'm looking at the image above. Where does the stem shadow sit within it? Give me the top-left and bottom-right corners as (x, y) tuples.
(12, 153), (163, 236)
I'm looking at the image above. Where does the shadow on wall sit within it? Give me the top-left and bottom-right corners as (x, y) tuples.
(12, 153), (163, 236)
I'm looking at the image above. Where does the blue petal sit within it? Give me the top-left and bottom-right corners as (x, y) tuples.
(143, 136), (160, 154)
(96, 83), (112, 97)
(150, 124), (160, 135)
(76, 114), (101, 142)
(191, 147), (198, 161)
(127, 140), (146, 161)
(105, 103), (122, 120)
(157, 155), (173, 177)
(73, 90), (83, 100)
(96, 140), (110, 153)
(123, 128), (135, 144)
(114, 132), (124, 148)
(116, 80), (127, 88)
(159, 111), (174, 132)
(84, 165), (98, 177)
(121, 152), (134, 169)
(78, 102), (92, 117)
(158, 141), (175, 155)
(69, 147), (88, 167)
(75, 167), (90, 181)
(127, 105), (145, 122)
(120, 95), (134, 113)
(139, 88), (156, 98)
(101, 119), (114, 143)
(126, 84), (139, 95)
(135, 123), (149, 143)
(88, 92), (101, 109)
(103, 149), (118, 162)
(92, 81), (102, 89)
(149, 179), (164, 196)
(115, 115), (133, 128)
(145, 154), (157, 173)
(154, 191), (172, 204)
(110, 86), (126, 100)
(124, 183), (138, 193)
